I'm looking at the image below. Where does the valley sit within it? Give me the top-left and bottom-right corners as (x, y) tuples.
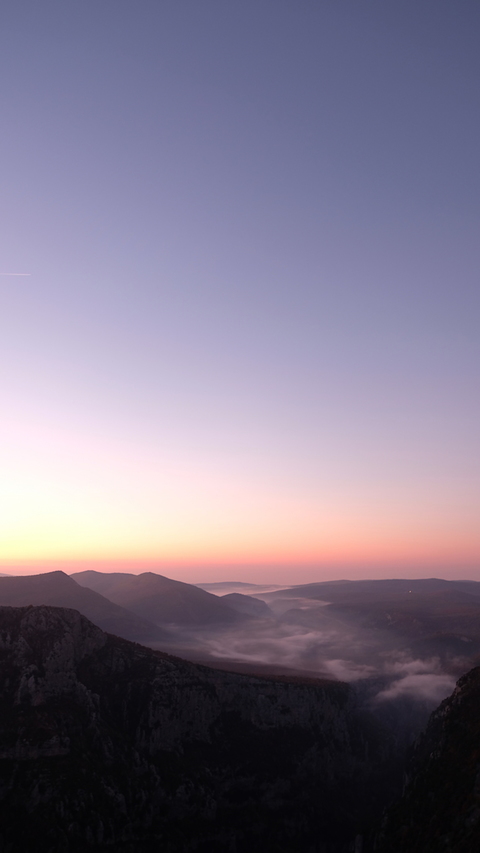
(1, 571), (480, 849)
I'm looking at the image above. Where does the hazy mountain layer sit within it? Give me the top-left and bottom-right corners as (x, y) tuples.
(164, 576), (480, 750)
(0, 572), (166, 643)
(0, 604), (397, 853)
(268, 577), (480, 604)
(54, 572), (480, 739)
(220, 592), (272, 618)
(72, 570), (244, 626)
(10, 569), (478, 758)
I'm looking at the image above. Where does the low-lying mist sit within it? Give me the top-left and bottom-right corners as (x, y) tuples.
(155, 580), (480, 741)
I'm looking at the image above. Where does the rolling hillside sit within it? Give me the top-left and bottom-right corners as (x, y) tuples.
(0, 572), (167, 643)
(72, 570), (244, 626)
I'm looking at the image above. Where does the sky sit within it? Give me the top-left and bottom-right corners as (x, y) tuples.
(1, 1), (479, 584)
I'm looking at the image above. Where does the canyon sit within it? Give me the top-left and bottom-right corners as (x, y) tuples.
(0, 604), (395, 852)
(2, 572), (480, 850)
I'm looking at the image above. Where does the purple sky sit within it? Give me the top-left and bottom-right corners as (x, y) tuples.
(1, 1), (479, 582)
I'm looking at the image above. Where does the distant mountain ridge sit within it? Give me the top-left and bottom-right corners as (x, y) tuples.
(270, 577), (480, 603)
(220, 592), (272, 618)
(71, 570), (245, 626)
(197, 581), (256, 590)
(0, 571), (167, 643)
(260, 577), (480, 689)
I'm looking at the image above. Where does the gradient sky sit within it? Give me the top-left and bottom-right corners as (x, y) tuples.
(1, 1), (479, 583)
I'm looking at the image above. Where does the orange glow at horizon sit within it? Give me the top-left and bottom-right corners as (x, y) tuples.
(2, 3), (480, 590)
(1, 406), (479, 584)
(2, 522), (479, 584)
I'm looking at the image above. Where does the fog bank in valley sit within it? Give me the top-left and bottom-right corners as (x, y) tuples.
(159, 578), (480, 733)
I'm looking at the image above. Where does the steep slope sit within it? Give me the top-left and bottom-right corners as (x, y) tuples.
(375, 665), (480, 852)
(72, 570), (243, 625)
(0, 605), (396, 853)
(0, 572), (166, 643)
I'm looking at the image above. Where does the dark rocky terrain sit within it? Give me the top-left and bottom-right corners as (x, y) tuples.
(4, 570), (478, 759)
(375, 665), (480, 852)
(0, 604), (398, 853)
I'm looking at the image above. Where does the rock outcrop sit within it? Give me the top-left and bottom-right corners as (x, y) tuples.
(375, 665), (480, 852)
(0, 605), (394, 852)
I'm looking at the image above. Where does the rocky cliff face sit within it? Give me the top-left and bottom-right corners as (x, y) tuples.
(0, 605), (398, 852)
(375, 665), (480, 852)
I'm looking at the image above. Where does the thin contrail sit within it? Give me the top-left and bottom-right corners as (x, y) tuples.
(0, 273), (31, 276)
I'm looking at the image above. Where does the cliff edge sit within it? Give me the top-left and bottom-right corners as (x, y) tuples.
(0, 605), (391, 852)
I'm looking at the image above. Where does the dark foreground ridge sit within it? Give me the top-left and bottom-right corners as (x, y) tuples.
(375, 665), (480, 852)
(0, 605), (394, 853)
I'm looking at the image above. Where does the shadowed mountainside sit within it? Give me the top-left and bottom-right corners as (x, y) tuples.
(156, 576), (480, 755)
(71, 570), (244, 626)
(0, 604), (398, 853)
(268, 577), (480, 605)
(375, 665), (480, 852)
(62, 572), (480, 744)
(0, 572), (166, 643)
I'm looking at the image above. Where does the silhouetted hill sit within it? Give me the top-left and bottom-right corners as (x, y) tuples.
(220, 592), (272, 617)
(319, 586), (480, 633)
(72, 570), (244, 625)
(197, 581), (257, 591)
(0, 605), (398, 852)
(270, 577), (480, 604)
(0, 572), (166, 643)
(197, 581), (284, 595)
(375, 665), (480, 852)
